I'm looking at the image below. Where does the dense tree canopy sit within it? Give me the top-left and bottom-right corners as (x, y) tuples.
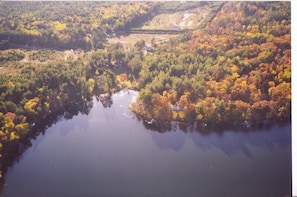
(130, 2), (291, 128)
(0, 1), (291, 182)
(0, 2), (158, 50)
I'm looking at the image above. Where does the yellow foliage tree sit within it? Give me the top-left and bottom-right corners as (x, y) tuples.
(24, 97), (39, 115)
(172, 111), (178, 120)
(15, 123), (29, 135)
(10, 132), (19, 141)
(178, 111), (185, 120)
(103, 83), (109, 93)
(87, 78), (95, 94)
(51, 21), (67, 32)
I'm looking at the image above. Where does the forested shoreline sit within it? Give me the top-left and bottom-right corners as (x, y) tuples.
(130, 1), (291, 128)
(0, 1), (291, 183)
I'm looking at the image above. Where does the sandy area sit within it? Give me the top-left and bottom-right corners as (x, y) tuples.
(108, 33), (178, 48)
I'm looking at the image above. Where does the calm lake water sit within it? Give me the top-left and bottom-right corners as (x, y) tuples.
(1, 90), (291, 197)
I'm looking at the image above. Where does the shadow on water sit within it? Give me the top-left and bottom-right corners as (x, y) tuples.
(0, 90), (117, 191)
(95, 93), (113, 108)
(142, 117), (291, 159)
(0, 89), (291, 194)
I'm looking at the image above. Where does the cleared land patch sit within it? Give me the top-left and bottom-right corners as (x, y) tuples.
(108, 5), (211, 48)
(141, 6), (211, 30)
(108, 33), (178, 48)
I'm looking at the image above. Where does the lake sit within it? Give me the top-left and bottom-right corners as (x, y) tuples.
(1, 90), (291, 197)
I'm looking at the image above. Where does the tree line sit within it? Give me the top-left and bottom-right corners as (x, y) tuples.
(0, 1), (158, 50)
(130, 1), (291, 129)
(0, 1), (291, 181)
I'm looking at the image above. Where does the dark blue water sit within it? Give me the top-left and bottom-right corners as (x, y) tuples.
(1, 90), (291, 197)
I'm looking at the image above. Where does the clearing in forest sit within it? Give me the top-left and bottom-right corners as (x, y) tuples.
(108, 5), (211, 48)
(142, 6), (211, 30)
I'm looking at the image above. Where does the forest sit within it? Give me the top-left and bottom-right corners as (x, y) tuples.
(0, 1), (158, 50)
(0, 1), (291, 181)
(130, 1), (291, 128)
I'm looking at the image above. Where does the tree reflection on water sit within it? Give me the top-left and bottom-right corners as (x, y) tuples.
(143, 118), (291, 159)
(0, 90), (291, 194)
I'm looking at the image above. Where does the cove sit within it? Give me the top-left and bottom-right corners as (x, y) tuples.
(1, 90), (291, 197)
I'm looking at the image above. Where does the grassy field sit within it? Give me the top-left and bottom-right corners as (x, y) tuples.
(141, 6), (211, 30)
(0, 49), (88, 74)
(107, 4), (210, 48)
(108, 33), (178, 49)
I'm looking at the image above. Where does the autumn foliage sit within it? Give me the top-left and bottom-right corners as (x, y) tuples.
(133, 2), (291, 126)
